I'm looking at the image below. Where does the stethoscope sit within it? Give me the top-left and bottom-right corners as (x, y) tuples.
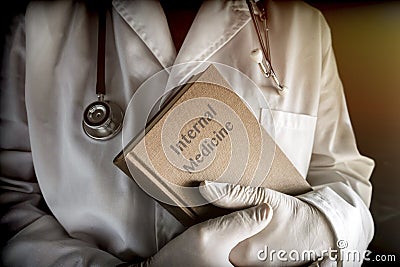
(246, 0), (287, 95)
(82, 2), (123, 141)
(82, 0), (286, 141)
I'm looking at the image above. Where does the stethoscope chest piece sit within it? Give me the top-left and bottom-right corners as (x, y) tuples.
(82, 100), (123, 141)
(82, 3), (124, 141)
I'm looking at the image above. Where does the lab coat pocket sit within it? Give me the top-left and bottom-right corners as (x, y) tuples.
(260, 109), (317, 178)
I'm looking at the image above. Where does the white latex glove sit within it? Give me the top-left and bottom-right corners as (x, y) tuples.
(137, 203), (273, 267)
(199, 181), (337, 267)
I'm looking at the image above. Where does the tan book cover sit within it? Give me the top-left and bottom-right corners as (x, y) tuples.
(114, 65), (310, 226)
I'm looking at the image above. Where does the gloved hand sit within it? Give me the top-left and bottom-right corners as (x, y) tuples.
(199, 181), (337, 267)
(140, 202), (273, 267)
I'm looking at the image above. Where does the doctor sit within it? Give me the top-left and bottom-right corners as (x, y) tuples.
(0, 0), (374, 266)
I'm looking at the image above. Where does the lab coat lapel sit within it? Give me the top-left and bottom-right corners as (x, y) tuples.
(175, 1), (250, 64)
(112, 0), (251, 88)
(112, 0), (176, 69)
(169, 0), (251, 84)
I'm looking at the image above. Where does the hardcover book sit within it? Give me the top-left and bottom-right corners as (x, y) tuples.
(114, 65), (310, 226)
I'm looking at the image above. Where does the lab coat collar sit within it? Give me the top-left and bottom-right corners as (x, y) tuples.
(112, 0), (177, 69)
(173, 0), (251, 65)
(112, 0), (250, 70)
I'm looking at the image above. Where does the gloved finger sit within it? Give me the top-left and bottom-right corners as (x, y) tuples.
(205, 203), (273, 246)
(309, 256), (338, 267)
(199, 181), (282, 209)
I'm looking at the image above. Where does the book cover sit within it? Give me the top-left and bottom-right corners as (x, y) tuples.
(114, 64), (310, 226)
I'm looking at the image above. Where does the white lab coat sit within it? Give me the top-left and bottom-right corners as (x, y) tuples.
(0, 0), (375, 266)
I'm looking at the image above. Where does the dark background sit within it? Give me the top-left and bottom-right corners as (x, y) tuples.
(307, 1), (400, 265)
(1, 1), (399, 265)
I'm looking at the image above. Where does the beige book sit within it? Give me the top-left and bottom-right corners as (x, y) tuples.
(114, 65), (310, 226)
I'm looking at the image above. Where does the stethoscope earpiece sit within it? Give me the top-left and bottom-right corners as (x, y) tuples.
(82, 98), (123, 141)
(247, 0), (288, 95)
(250, 48), (287, 95)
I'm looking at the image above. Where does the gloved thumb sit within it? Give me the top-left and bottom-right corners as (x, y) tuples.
(199, 181), (281, 209)
(205, 203), (273, 247)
